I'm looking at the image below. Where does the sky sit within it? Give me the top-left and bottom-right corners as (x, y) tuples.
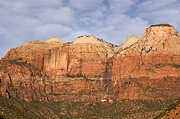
(0, 0), (180, 58)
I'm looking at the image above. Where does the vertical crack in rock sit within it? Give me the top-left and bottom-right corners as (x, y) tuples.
(6, 89), (11, 99)
(8, 73), (11, 82)
(80, 45), (82, 75)
(103, 57), (113, 93)
(67, 45), (70, 71)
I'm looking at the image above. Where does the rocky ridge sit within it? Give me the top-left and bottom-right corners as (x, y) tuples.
(46, 36), (63, 43)
(0, 24), (180, 102)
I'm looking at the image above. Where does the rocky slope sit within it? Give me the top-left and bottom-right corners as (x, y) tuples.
(0, 24), (180, 102)
(155, 97), (180, 119)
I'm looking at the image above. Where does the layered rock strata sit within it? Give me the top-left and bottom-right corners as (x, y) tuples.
(0, 24), (180, 102)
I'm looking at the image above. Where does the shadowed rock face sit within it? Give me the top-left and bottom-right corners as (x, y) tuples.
(0, 24), (180, 102)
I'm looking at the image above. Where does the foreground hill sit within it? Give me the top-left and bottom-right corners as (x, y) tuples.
(0, 95), (178, 119)
(0, 24), (180, 103)
(155, 97), (180, 119)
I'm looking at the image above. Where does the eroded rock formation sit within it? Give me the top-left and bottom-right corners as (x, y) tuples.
(0, 24), (180, 102)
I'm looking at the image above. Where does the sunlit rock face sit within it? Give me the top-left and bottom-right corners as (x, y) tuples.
(1, 24), (180, 102)
(111, 24), (180, 79)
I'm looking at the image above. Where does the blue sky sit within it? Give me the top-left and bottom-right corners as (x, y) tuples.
(0, 0), (180, 58)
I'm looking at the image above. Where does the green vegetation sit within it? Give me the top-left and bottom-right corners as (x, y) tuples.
(63, 83), (71, 86)
(7, 59), (31, 68)
(155, 63), (166, 68)
(170, 64), (180, 68)
(66, 73), (86, 78)
(154, 63), (180, 69)
(0, 95), (177, 119)
(155, 97), (180, 119)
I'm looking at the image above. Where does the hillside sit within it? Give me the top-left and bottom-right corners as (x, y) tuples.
(0, 95), (177, 119)
(0, 24), (180, 118)
(155, 97), (180, 119)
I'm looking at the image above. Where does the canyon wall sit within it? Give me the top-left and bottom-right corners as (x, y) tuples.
(0, 24), (180, 102)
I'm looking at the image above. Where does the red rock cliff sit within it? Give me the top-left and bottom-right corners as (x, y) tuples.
(111, 24), (180, 79)
(0, 24), (180, 102)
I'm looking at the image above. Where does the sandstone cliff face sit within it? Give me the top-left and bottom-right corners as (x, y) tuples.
(111, 24), (180, 100)
(44, 43), (108, 77)
(111, 24), (180, 79)
(0, 35), (117, 101)
(0, 24), (180, 102)
(4, 39), (64, 72)
(120, 35), (139, 51)
(73, 35), (116, 58)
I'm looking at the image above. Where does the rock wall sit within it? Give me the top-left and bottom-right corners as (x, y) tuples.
(1, 24), (180, 102)
(111, 24), (180, 79)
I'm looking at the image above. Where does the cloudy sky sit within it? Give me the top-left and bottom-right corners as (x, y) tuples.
(0, 0), (180, 58)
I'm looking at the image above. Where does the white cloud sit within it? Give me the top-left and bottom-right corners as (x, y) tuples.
(109, 0), (138, 13)
(137, 0), (177, 11)
(136, 0), (180, 32)
(99, 16), (148, 44)
(69, 0), (104, 12)
(24, 0), (62, 8)
(37, 7), (74, 24)
(150, 9), (180, 22)
(35, 24), (72, 39)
